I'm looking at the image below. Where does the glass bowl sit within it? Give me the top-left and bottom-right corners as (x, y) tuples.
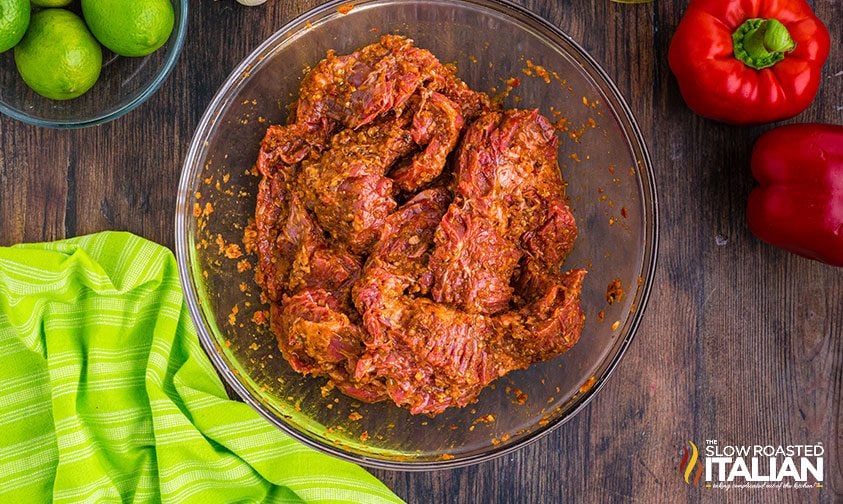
(0, 0), (188, 128)
(176, 0), (658, 470)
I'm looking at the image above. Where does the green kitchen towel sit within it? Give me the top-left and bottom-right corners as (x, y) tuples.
(0, 232), (402, 504)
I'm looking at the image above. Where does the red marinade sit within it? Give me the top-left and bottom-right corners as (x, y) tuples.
(253, 35), (586, 416)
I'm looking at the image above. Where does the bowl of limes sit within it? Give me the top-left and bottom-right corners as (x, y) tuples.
(0, 0), (187, 127)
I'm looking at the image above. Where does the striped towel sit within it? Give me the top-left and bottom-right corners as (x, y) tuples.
(0, 232), (402, 504)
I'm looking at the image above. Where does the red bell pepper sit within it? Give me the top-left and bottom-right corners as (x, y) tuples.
(747, 124), (843, 267)
(668, 0), (830, 125)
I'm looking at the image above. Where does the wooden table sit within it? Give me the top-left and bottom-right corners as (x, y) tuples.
(1, 0), (840, 502)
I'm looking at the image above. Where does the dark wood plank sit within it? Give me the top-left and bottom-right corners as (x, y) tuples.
(0, 1), (840, 502)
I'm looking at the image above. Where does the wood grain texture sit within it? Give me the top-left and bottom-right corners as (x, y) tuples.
(1, 0), (841, 502)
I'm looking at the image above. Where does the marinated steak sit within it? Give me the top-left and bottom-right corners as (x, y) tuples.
(253, 36), (586, 416)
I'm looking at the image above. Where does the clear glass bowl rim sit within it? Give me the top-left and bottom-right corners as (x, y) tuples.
(0, 0), (189, 129)
(176, 0), (659, 471)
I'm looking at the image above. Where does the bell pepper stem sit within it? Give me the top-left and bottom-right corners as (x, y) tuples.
(733, 18), (796, 70)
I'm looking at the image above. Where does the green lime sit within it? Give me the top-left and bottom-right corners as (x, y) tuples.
(31, 0), (72, 6)
(0, 0), (30, 53)
(14, 9), (102, 100)
(81, 0), (174, 57)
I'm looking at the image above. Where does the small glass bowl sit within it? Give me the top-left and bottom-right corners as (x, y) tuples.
(176, 0), (658, 469)
(0, 0), (188, 128)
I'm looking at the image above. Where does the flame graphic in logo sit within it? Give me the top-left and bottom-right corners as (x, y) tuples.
(679, 441), (703, 486)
